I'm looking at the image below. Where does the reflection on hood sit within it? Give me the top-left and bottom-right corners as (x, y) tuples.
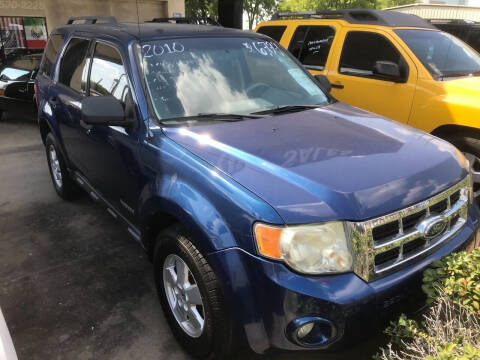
(163, 102), (465, 223)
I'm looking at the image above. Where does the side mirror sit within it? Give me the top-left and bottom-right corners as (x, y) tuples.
(81, 96), (131, 126)
(314, 74), (332, 93)
(373, 61), (404, 82)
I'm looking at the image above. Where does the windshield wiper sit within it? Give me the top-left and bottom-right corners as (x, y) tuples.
(251, 104), (321, 116)
(161, 112), (265, 124)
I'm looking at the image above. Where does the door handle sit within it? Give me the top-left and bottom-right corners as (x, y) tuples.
(331, 84), (344, 89)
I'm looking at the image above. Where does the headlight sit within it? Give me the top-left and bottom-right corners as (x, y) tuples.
(254, 222), (353, 274)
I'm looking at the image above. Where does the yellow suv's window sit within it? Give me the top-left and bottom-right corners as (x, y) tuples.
(256, 26), (287, 42)
(339, 31), (408, 82)
(288, 26), (335, 71)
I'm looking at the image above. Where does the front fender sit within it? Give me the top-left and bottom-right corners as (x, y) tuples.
(137, 134), (283, 256)
(409, 79), (480, 134)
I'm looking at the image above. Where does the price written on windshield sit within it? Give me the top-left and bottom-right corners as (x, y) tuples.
(142, 42), (185, 58)
(242, 41), (280, 56)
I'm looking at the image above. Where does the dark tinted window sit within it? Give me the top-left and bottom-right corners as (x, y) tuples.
(288, 26), (308, 58)
(465, 28), (480, 53)
(40, 34), (64, 77)
(339, 31), (404, 80)
(89, 43), (129, 103)
(59, 38), (90, 92)
(299, 26), (335, 69)
(256, 26), (287, 42)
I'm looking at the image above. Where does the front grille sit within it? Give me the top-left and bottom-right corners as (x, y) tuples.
(349, 177), (470, 282)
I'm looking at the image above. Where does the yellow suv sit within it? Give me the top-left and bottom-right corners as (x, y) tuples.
(256, 10), (480, 198)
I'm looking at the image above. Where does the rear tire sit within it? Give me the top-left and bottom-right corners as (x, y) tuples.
(443, 133), (480, 201)
(153, 225), (234, 360)
(45, 133), (82, 200)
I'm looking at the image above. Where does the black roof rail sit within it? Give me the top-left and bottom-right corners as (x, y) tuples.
(271, 9), (435, 29)
(150, 17), (221, 26)
(66, 16), (118, 25)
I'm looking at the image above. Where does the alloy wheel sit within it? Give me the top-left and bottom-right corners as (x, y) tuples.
(163, 254), (205, 338)
(48, 145), (63, 188)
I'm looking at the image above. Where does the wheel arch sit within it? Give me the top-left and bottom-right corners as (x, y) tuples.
(431, 124), (480, 141)
(139, 195), (238, 262)
(38, 116), (52, 145)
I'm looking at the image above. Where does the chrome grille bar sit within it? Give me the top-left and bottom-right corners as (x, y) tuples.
(349, 176), (470, 282)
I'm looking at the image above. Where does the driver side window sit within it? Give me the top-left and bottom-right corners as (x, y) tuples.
(339, 31), (407, 81)
(89, 42), (130, 104)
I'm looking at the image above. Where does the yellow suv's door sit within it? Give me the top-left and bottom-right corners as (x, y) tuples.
(326, 28), (418, 124)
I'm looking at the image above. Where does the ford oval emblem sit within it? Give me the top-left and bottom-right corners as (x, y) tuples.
(417, 216), (448, 239)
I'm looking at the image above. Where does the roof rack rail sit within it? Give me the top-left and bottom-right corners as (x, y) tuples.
(150, 17), (221, 26)
(429, 19), (478, 25)
(271, 9), (435, 29)
(66, 16), (118, 25)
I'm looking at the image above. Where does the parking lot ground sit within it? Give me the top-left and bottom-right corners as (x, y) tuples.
(0, 113), (385, 360)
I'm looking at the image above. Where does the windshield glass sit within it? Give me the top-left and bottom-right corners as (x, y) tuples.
(395, 29), (480, 79)
(140, 37), (329, 123)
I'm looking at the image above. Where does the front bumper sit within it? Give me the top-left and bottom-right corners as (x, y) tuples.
(207, 205), (480, 354)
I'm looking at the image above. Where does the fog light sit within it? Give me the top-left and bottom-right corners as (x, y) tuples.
(297, 322), (314, 339)
(286, 316), (337, 348)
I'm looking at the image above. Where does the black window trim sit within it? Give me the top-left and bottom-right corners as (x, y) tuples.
(288, 24), (336, 71)
(337, 30), (409, 83)
(55, 34), (93, 95)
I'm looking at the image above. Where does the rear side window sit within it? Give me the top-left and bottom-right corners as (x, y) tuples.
(288, 26), (335, 69)
(339, 31), (404, 79)
(58, 38), (91, 93)
(288, 26), (308, 59)
(256, 26), (287, 42)
(89, 42), (129, 104)
(40, 34), (64, 77)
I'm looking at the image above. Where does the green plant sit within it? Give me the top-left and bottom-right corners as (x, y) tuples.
(423, 248), (480, 314)
(376, 296), (480, 360)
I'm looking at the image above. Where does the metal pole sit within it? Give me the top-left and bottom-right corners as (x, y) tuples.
(218, 0), (243, 29)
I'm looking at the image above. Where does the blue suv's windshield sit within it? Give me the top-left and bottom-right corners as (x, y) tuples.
(140, 37), (329, 124)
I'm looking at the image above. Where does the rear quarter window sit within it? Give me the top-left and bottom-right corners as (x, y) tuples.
(256, 26), (287, 42)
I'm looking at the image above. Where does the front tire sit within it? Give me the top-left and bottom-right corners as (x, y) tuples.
(45, 133), (82, 200)
(153, 226), (234, 359)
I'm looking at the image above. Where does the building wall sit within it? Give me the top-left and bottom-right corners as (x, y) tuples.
(0, 0), (185, 32)
(388, 4), (480, 21)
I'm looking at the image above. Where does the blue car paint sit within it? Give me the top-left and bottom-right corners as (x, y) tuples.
(163, 102), (467, 224)
(208, 206), (479, 353)
(35, 22), (480, 354)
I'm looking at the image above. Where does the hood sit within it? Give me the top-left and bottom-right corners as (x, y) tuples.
(163, 102), (466, 224)
(444, 76), (480, 94)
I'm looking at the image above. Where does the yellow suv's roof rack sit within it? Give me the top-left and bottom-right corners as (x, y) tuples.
(271, 9), (435, 29)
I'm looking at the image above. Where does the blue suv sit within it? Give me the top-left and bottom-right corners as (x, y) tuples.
(35, 16), (479, 359)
